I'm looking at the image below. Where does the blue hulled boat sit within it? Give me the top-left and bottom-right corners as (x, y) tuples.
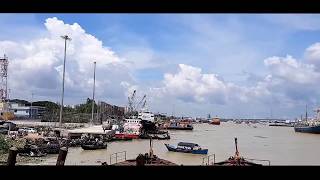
(294, 107), (320, 134)
(294, 124), (320, 133)
(165, 142), (208, 154)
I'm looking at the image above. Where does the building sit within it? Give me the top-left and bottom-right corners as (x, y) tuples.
(9, 102), (46, 119)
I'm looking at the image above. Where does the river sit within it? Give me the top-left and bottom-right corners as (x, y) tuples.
(26, 122), (320, 165)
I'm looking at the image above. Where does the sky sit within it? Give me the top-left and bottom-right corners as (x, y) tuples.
(1, 14), (320, 119)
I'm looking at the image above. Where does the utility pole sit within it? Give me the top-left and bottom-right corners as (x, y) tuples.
(91, 61), (96, 125)
(59, 35), (71, 128)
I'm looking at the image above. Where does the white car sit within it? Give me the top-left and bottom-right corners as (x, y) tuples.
(26, 128), (37, 133)
(19, 127), (37, 134)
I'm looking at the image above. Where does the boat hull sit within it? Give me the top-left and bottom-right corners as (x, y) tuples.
(166, 127), (193, 130)
(115, 133), (139, 139)
(81, 144), (107, 150)
(209, 122), (220, 125)
(165, 144), (208, 155)
(294, 125), (320, 134)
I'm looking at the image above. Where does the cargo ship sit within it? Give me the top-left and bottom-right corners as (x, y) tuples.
(294, 107), (320, 134)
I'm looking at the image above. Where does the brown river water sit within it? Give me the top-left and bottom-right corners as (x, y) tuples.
(25, 122), (320, 165)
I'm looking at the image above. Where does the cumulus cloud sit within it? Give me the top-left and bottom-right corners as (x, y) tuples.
(264, 55), (320, 84)
(0, 17), (134, 104)
(152, 64), (271, 106)
(305, 42), (320, 69)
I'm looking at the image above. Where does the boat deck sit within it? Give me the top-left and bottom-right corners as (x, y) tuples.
(112, 158), (177, 166)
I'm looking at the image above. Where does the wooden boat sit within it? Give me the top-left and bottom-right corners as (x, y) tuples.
(213, 138), (265, 166)
(165, 142), (208, 154)
(106, 138), (177, 166)
(18, 145), (47, 157)
(165, 122), (193, 130)
(209, 117), (220, 125)
(140, 133), (170, 140)
(81, 141), (107, 150)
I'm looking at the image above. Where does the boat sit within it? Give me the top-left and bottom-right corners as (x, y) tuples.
(213, 138), (266, 166)
(164, 121), (193, 130)
(165, 142), (208, 154)
(269, 120), (294, 127)
(140, 131), (170, 140)
(81, 138), (107, 150)
(209, 117), (220, 125)
(18, 145), (47, 157)
(294, 107), (320, 134)
(106, 138), (177, 166)
(81, 142), (107, 150)
(114, 133), (138, 139)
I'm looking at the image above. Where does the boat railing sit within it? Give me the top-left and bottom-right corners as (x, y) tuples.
(202, 154), (215, 165)
(244, 158), (271, 166)
(109, 151), (127, 165)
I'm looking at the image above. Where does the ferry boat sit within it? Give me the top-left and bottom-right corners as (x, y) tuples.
(165, 142), (208, 154)
(294, 108), (320, 134)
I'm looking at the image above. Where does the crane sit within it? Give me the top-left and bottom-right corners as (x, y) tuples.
(135, 94), (146, 111)
(128, 90), (136, 113)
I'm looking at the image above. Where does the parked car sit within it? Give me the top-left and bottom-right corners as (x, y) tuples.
(18, 127), (37, 134)
(0, 127), (8, 135)
(2, 122), (18, 131)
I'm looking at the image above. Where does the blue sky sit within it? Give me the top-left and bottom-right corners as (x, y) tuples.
(1, 14), (320, 118)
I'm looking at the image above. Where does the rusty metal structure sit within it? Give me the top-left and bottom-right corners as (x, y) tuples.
(98, 101), (125, 122)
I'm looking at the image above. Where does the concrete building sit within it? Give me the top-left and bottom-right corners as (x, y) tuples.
(9, 102), (46, 119)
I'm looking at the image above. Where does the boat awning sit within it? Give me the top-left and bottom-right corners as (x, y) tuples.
(178, 142), (199, 148)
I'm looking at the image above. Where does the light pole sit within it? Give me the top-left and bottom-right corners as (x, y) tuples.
(31, 92), (34, 119)
(59, 35), (71, 128)
(91, 61), (96, 125)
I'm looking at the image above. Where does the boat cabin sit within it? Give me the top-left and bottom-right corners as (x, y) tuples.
(177, 142), (201, 150)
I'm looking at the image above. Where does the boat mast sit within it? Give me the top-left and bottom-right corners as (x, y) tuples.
(305, 104), (308, 122)
(235, 137), (239, 157)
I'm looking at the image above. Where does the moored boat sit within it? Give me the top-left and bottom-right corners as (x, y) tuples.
(164, 121), (193, 130)
(209, 117), (220, 125)
(165, 142), (208, 154)
(81, 143), (107, 150)
(213, 138), (266, 166)
(294, 107), (320, 134)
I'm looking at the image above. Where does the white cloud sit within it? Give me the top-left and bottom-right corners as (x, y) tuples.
(305, 42), (320, 69)
(0, 17), (134, 105)
(264, 55), (320, 84)
(152, 63), (271, 106)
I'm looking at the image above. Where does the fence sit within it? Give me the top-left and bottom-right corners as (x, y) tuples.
(202, 154), (215, 165)
(109, 151), (127, 165)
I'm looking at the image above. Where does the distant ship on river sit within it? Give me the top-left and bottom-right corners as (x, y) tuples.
(294, 107), (320, 134)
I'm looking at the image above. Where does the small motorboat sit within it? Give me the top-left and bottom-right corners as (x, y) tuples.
(165, 142), (208, 154)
